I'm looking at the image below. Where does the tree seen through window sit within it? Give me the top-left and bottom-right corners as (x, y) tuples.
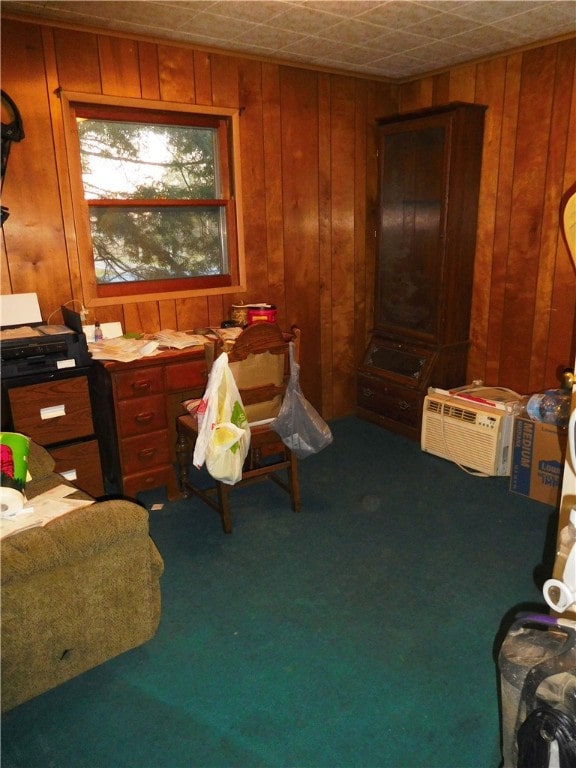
(77, 115), (229, 285)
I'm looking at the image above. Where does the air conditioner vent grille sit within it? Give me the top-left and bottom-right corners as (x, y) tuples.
(425, 399), (477, 423)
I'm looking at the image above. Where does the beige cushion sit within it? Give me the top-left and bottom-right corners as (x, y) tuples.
(229, 351), (284, 422)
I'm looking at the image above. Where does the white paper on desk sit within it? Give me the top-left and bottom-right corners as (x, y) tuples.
(88, 337), (160, 362)
(0, 292), (42, 327)
(156, 330), (207, 349)
(83, 322), (124, 343)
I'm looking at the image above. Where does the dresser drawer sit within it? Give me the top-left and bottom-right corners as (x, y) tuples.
(116, 394), (166, 437)
(120, 429), (171, 475)
(51, 439), (104, 498)
(357, 373), (421, 428)
(122, 465), (177, 499)
(8, 377), (94, 445)
(114, 366), (164, 400)
(165, 359), (207, 391)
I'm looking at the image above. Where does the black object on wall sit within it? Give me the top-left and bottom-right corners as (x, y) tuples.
(1, 90), (25, 225)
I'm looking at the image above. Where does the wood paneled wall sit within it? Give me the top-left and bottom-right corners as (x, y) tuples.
(397, 40), (576, 394)
(2, 16), (575, 418)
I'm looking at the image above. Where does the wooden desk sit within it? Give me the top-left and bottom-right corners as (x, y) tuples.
(90, 347), (208, 499)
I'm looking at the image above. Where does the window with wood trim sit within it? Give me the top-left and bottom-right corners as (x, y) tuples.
(60, 93), (245, 305)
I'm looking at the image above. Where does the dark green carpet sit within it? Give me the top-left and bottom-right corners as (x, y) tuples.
(1, 417), (556, 768)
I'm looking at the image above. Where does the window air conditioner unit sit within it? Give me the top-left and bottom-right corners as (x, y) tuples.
(421, 392), (516, 476)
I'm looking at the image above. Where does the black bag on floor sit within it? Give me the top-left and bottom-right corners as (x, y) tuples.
(498, 614), (576, 768)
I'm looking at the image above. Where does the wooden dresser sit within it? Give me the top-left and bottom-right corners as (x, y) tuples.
(2, 368), (105, 497)
(358, 102), (486, 440)
(90, 347), (208, 499)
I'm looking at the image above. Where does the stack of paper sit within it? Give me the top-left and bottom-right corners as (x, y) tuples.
(88, 337), (160, 362)
(0, 485), (94, 540)
(156, 330), (207, 349)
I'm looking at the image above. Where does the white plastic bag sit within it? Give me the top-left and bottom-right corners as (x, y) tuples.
(271, 343), (333, 459)
(193, 352), (250, 485)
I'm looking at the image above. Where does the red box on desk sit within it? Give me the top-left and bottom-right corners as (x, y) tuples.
(510, 416), (567, 506)
(247, 306), (277, 324)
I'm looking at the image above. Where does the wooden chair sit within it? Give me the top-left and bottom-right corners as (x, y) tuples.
(176, 323), (301, 533)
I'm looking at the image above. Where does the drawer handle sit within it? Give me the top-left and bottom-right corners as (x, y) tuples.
(398, 399), (410, 410)
(135, 412), (155, 424)
(40, 404), (66, 419)
(138, 448), (156, 459)
(362, 387), (374, 398)
(132, 380), (152, 391)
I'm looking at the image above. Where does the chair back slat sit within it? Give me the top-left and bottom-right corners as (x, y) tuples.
(227, 322), (289, 362)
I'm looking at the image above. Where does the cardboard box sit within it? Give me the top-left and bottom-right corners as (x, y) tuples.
(510, 416), (568, 506)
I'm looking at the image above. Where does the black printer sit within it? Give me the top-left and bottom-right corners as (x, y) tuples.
(0, 306), (91, 380)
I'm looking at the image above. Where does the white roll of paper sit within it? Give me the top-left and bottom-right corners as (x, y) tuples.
(0, 487), (25, 517)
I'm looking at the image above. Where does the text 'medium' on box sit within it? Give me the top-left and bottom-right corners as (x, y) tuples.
(510, 416), (567, 506)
